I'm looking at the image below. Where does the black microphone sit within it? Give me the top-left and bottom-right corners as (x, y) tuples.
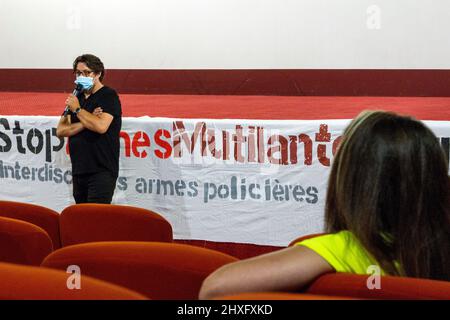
(63, 84), (83, 116)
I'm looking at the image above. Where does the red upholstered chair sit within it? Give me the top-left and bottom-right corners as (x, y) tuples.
(306, 272), (450, 300)
(0, 262), (147, 300)
(216, 292), (356, 300)
(288, 233), (325, 247)
(0, 216), (53, 266)
(42, 241), (239, 299)
(59, 204), (173, 247)
(0, 200), (61, 249)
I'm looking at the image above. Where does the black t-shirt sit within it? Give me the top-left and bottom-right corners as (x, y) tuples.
(68, 86), (122, 177)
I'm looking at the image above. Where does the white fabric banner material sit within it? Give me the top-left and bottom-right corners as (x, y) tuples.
(0, 116), (449, 246)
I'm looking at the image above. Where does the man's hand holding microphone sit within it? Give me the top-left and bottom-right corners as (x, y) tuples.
(64, 93), (103, 116)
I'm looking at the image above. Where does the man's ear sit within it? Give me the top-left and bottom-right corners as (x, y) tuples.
(93, 73), (101, 83)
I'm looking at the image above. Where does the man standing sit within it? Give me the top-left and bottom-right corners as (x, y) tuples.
(56, 54), (122, 204)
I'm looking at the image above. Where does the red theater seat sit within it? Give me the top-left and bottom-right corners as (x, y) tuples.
(0, 262), (147, 300)
(59, 204), (173, 246)
(0, 216), (53, 265)
(0, 200), (61, 249)
(42, 241), (239, 299)
(306, 272), (450, 300)
(216, 292), (356, 300)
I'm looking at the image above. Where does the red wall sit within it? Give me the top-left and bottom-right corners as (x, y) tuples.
(1, 69), (450, 96)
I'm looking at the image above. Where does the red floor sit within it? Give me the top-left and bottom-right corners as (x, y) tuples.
(0, 92), (449, 120)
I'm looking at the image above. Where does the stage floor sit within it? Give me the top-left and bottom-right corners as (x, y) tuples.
(0, 92), (449, 120)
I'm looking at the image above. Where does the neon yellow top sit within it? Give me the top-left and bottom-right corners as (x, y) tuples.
(296, 230), (387, 275)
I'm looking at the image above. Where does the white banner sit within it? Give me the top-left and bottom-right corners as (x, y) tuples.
(0, 116), (449, 246)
